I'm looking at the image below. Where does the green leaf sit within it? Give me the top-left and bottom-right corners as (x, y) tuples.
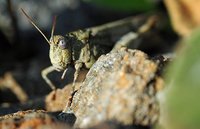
(164, 28), (200, 129)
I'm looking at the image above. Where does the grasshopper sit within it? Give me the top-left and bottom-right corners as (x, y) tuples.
(21, 9), (157, 93)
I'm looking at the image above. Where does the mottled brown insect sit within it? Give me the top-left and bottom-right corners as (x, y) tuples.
(21, 9), (157, 93)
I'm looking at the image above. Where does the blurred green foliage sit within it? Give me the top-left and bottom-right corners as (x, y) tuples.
(84, 0), (156, 12)
(164, 28), (200, 129)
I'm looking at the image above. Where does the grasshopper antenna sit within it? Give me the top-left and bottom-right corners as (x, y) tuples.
(21, 8), (51, 44)
(51, 15), (57, 42)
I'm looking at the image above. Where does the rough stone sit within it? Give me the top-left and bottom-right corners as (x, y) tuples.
(67, 48), (163, 128)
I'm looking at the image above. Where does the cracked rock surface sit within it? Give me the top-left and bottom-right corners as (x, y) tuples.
(67, 48), (163, 128)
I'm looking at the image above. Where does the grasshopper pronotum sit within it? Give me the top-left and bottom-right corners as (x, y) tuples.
(21, 9), (157, 94)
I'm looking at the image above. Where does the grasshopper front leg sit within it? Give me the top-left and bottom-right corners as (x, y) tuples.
(41, 66), (56, 90)
(42, 66), (69, 90)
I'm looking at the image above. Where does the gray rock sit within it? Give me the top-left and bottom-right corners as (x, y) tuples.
(68, 48), (163, 128)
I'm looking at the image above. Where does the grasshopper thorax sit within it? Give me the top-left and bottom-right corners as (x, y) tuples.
(49, 35), (72, 71)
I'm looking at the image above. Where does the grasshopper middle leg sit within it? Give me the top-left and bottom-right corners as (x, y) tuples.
(73, 62), (83, 89)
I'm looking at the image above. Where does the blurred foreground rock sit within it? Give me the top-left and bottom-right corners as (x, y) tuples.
(60, 48), (164, 128)
(0, 110), (70, 129)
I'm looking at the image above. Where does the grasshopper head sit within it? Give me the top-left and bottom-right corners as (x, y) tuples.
(49, 35), (71, 71)
(21, 9), (72, 71)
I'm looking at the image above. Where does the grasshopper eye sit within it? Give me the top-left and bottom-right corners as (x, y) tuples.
(58, 39), (67, 49)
